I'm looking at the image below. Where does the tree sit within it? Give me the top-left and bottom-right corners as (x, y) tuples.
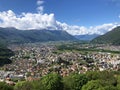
(40, 73), (63, 90)
(0, 82), (13, 90)
(99, 71), (117, 86)
(103, 85), (118, 90)
(14, 81), (33, 90)
(116, 75), (120, 90)
(30, 80), (43, 90)
(63, 73), (88, 90)
(86, 71), (100, 81)
(86, 71), (117, 86)
(82, 80), (103, 90)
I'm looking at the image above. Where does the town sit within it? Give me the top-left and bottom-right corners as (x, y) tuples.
(0, 42), (120, 84)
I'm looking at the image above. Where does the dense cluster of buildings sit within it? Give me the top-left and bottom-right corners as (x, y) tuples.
(0, 43), (120, 83)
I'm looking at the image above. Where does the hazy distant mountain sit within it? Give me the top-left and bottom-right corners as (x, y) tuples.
(0, 27), (77, 44)
(74, 34), (99, 41)
(91, 26), (120, 45)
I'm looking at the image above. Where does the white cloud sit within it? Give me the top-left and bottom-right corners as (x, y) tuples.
(88, 23), (118, 35)
(37, 0), (44, 5)
(37, 6), (44, 14)
(0, 9), (119, 35)
(37, 0), (44, 14)
(0, 10), (58, 30)
(119, 15), (120, 18)
(56, 22), (119, 35)
(0, 0), (119, 35)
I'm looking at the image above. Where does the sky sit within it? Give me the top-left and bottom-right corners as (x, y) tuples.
(0, 0), (120, 35)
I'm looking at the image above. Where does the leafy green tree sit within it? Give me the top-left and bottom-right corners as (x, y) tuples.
(99, 71), (117, 86)
(40, 73), (63, 90)
(86, 71), (117, 86)
(0, 82), (13, 90)
(103, 85), (118, 90)
(82, 80), (103, 90)
(86, 71), (100, 80)
(14, 81), (33, 90)
(63, 73), (88, 90)
(117, 84), (120, 90)
(30, 80), (43, 90)
(116, 75), (120, 90)
(82, 79), (118, 90)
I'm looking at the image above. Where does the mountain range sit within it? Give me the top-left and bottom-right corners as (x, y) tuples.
(0, 26), (120, 45)
(74, 34), (99, 41)
(91, 26), (120, 45)
(0, 27), (77, 44)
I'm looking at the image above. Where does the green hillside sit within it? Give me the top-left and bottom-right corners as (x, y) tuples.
(0, 44), (14, 66)
(91, 26), (120, 45)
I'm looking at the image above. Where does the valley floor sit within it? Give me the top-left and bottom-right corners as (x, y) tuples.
(0, 42), (120, 83)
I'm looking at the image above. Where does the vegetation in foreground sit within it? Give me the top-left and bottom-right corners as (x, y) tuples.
(1, 71), (120, 90)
